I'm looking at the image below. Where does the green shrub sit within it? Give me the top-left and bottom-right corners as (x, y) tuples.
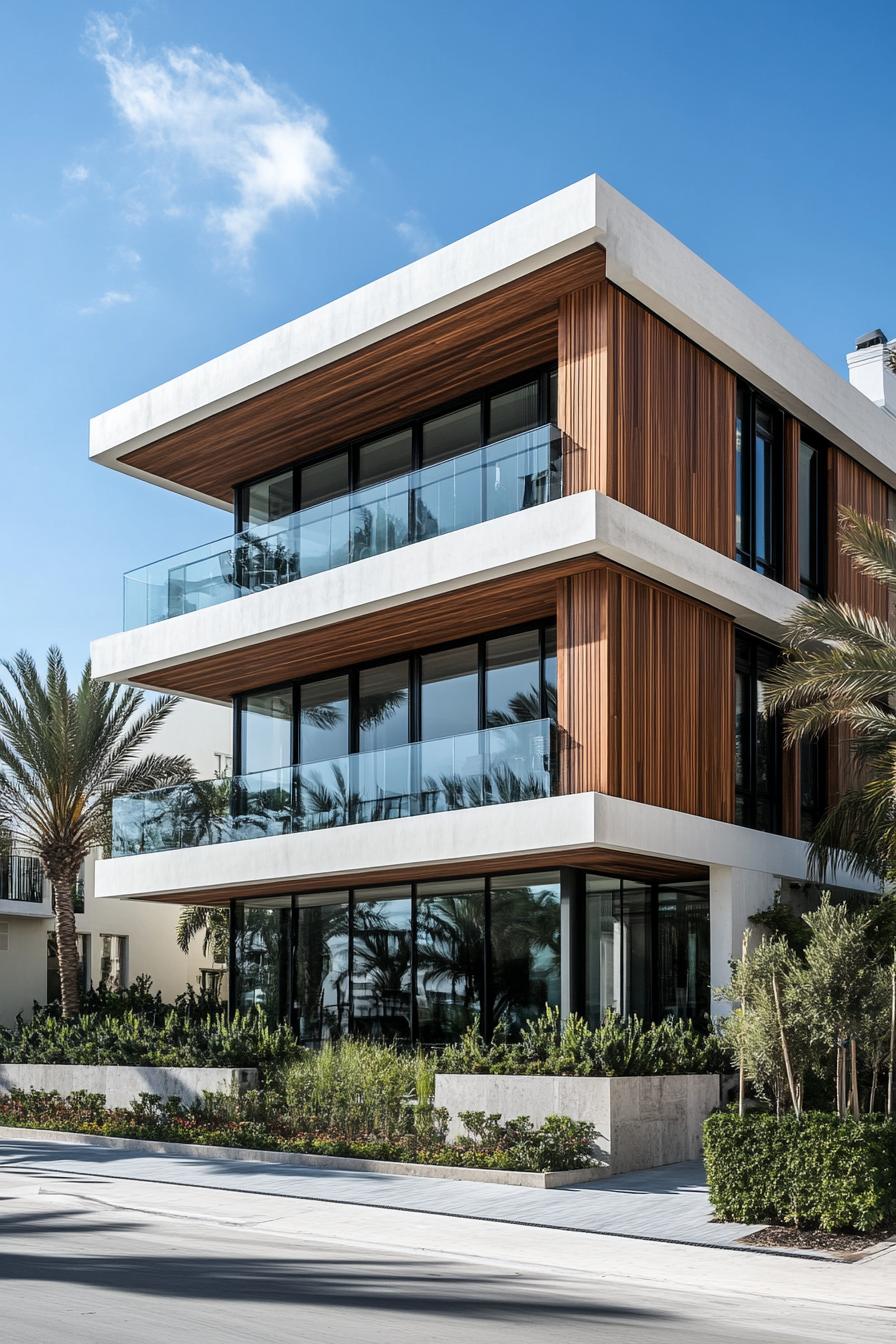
(0, 1006), (301, 1078)
(703, 1110), (896, 1232)
(440, 1007), (728, 1077)
(0, 1088), (594, 1174)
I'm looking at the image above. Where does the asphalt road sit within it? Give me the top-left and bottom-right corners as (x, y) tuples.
(1, 1187), (893, 1344)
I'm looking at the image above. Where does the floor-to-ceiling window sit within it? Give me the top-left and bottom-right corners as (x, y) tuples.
(798, 431), (826, 598)
(416, 877), (486, 1043)
(736, 381), (783, 579)
(584, 877), (711, 1025)
(232, 896), (291, 1023)
(235, 621), (557, 824)
(735, 633), (781, 832)
(234, 869), (562, 1044)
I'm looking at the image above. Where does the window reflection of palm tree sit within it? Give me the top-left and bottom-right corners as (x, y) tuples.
(352, 902), (412, 1040)
(490, 885), (561, 1032)
(295, 899), (351, 1043)
(416, 894), (485, 1041)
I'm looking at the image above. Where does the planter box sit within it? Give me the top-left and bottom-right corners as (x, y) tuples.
(0, 1125), (600, 1189)
(434, 1072), (721, 1176)
(0, 1064), (257, 1109)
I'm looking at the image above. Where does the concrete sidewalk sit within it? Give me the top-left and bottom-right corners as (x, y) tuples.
(0, 1134), (762, 1251)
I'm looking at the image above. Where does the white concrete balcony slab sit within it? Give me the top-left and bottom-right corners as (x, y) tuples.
(94, 789), (839, 907)
(92, 491), (801, 696)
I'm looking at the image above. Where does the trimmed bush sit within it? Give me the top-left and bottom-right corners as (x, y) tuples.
(703, 1110), (896, 1233)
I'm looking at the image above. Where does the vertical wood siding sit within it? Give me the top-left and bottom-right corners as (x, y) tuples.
(610, 287), (736, 556)
(557, 283), (612, 494)
(556, 566), (734, 821)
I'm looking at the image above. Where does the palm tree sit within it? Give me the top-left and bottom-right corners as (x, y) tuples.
(764, 509), (896, 880)
(0, 648), (194, 1017)
(176, 904), (230, 963)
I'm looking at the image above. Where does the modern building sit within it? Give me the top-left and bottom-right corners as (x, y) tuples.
(88, 175), (894, 1044)
(0, 699), (230, 1026)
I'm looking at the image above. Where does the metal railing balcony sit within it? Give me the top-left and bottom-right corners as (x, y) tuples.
(0, 855), (44, 903)
(123, 425), (562, 629)
(112, 718), (556, 857)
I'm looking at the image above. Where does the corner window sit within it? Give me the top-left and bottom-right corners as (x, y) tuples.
(798, 433), (826, 598)
(800, 736), (827, 840)
(735, 634), (781, 832)
(736, 383), (783, 578)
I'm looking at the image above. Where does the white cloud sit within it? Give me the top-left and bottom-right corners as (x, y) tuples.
(116, 245), (141, 268)
(86, 13), (342, 264)
(395, 209), (438, 259)
(79, 288), (135, 316)
(64, 163), (90, 184)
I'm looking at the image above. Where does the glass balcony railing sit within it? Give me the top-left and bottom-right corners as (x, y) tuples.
(123, 425), (563, 629)
(112, 719), (556, 857)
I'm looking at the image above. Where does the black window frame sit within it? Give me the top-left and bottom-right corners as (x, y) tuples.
(233, 364), (559, 531)
(233, 618), (557, 775)
(736, 381), (784, 580)
(735, 632), (782, 833)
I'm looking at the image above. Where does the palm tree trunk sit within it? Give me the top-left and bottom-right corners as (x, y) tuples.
(850, 1037), (861, 1118)
(888, 958), (896, 1118)
(47, 860), (82, 1019)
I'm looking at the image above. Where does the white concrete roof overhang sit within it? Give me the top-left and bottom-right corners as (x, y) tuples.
(93, 791), (878, 906)
(89, 174), (896, 503)
(90, 491), (802, 695)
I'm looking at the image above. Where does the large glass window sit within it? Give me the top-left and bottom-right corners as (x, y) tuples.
(416, 877), (485, 1043)
(799, 434), (825, 598)
(421, 403), (481, 466)
(655, 883), (710, 1022)
(585, 877), (710, 1025)
(800, 736), (827, 841)
(294, 891), (350, 1044)
(299, 675), (350, 764)
(489, 872), (561, 1033)
(486, 629), (542, 725)
(488, 379), (540, 442)
(233, 896), (291, 1023)
(358, 661), (409, 753)
(420, 643), (479, 740)
(240, 471), (294, 529)
(735, 634), (781, 832)
(240, 687), (293, 774)
(351, 885), (413, 1041)
(736, 383), (782, 579)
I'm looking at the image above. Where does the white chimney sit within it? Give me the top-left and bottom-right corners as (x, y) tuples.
(847, 329), (896, 419)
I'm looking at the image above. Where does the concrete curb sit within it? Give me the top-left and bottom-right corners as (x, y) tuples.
(0, 1125), (604, 1189)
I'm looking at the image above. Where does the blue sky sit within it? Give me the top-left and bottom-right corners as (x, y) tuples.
(1, 1), (894, 673)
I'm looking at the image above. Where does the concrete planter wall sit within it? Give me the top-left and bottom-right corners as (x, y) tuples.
(0, 1064), (257, 1109)
(434, 1072), (721, 1177)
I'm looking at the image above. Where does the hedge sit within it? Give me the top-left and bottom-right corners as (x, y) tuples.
(703, 1110), (896, 1233)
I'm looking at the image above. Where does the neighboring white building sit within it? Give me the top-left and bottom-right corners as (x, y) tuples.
(85, 175), (893, 1043)
(0, 699), (230, 1026)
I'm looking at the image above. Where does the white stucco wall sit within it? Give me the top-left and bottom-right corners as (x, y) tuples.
(0, 700), (232, 1027)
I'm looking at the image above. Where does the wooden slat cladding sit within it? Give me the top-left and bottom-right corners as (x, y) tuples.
(557, 567), (734, 821)
(121, 247), (606, 503)
(143, 558), (598, 701)
(610, 286), (736, 556)
(827, 448), (892, 620)
(557, 282), (612, 493)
